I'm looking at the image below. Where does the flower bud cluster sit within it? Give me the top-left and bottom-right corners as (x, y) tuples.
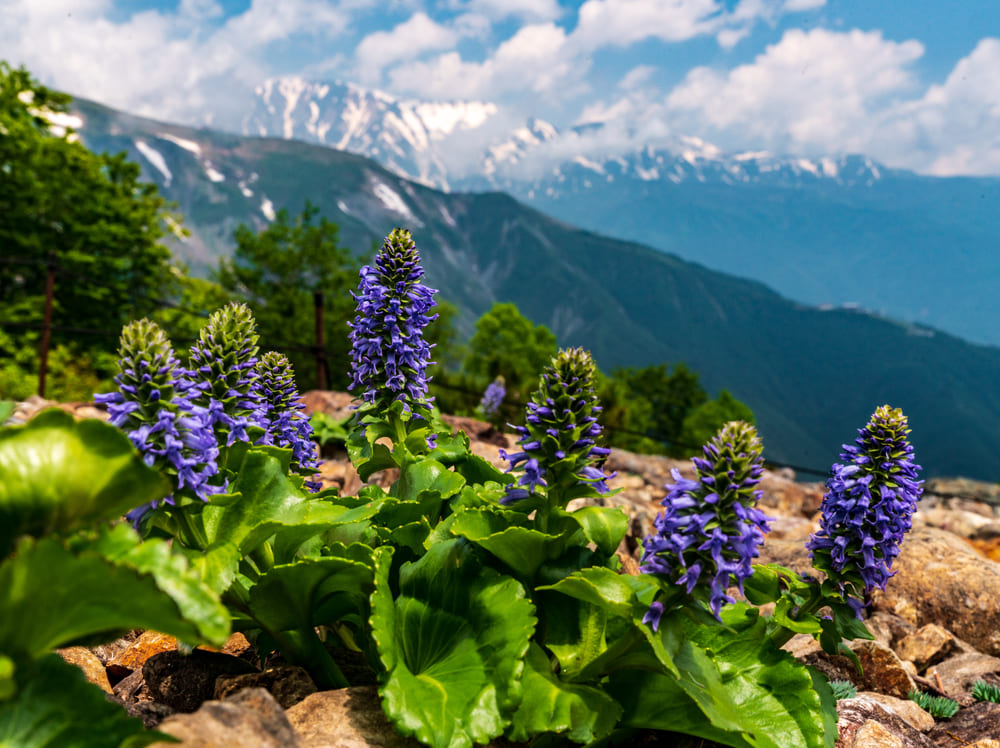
(187, 302), (261, 446)
(95, 319), (220, 522)
(807, 405), (922, 608)
(500, 348), (613, 505)
(255, 351), (320, 491)
(348, 228), (437, 414)
(641, 421), (771, 620)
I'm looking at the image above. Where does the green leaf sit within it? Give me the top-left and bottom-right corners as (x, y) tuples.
(0, 654), (165, 747)
(372, 538), (536, 748)
(0, 402), (14, 424)
(450, 509), (567, 579)
(569, 506), (628, 556)
(0, 410), (171, 557)
(0, 535), (227, 663)
(246, 544), (376, 634)
(395, 459), (466, 502)
(538, 566), (637, 620)
(346, 423), (397, 482)
(507, 643), (622, 744)
(537, 593), (608, 678)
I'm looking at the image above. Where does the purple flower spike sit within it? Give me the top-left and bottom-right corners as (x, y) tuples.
(187, 302), (261, 447)
(96, 319), (220, 525)
(348, 228), (437, 414)
(254, 351), (321, 491)
(500, 348), (614, 505)
(640, 421), (771, 619)
(477, 376), (506, 420)
(807, 405), (922, 610)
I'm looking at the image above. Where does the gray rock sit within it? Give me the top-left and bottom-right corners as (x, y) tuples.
(927, 651), (1000, 697)
(895, 624), (957, 673)
(150, 687), (300, 747)
(285, 686), (423, 748)
(836, 696), (935, 748)
(926, 701), (1000, 747)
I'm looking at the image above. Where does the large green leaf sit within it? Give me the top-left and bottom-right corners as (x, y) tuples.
(0, 535), (227, 663)
(0, 654), (164, 747)
(507, 643), (621, 744)
(395, 458), (466, 503)
(0, 410), (171, 557)
(372, 538), (536, 748)
(567, 506), (629, 556)
(450, 508), (567, 579)
(246, 543), (376, 633)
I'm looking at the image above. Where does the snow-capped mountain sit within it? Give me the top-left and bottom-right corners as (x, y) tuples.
(242, 77), (497, 190)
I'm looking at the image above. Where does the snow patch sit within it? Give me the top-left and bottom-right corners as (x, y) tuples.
(572, 155), (605, 174)
(204, 163), (225, 182)
(439, 204), (457, 227)
(796, 159), (819, 176)
(337, 200), (350, 214)
(158, 132), (201, 155)
(372, 182), (415, 220)
(412, 101), (497, 136)
(260, 197), (276, 221)
(135, 141), (172, 186)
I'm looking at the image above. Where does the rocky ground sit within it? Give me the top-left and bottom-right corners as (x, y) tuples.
(12, 392), (1000, 747)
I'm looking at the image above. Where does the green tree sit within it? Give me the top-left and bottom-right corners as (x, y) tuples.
(0, 62), (178, 343)
(215, 203), (361, 391)
(676, 390), (755, 456)
(462, 302), (558, 401)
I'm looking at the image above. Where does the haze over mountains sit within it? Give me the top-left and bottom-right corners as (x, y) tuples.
(67, 92), (1000, 482)
(241, 76), (1000, 349)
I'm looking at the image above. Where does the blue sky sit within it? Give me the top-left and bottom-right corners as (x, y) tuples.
(3, 0), (999, 175)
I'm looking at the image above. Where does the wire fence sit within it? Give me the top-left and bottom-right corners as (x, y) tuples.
(1, 253), (833, 479)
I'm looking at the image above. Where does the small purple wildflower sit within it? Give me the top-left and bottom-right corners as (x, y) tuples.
(348, 228), (437, 414)
(187, 302), (262, 447)
(477, 376), (506, 420)
(254, 351), (321, 492)
(95, 319), (220, 525)
(641, 421), (771, 619)
(500, 348), (614, 506)
(807, 405), (922, 611)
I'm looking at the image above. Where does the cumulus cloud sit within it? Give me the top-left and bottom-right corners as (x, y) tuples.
(665, 28), (925, 154)
(355, 13), (460, 85)
(447, 0), (563, 22)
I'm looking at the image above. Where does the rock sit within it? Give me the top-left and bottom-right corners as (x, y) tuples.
(149, 687), (301, 747)
(221, 632), (256, 662)
(873, 528), (1000, 656)
(757, 473), (824, 518)
(299, 391), (354, 420)
(836, 696), (935, 748)
(927, 652), (1000, 697)
(924, 477), (1000, 508)
(286, 686), (423, 748)
(107, 630), (180, 681)
(215, 666), (317, 709)
(57, 646), (112, 694)
(849, 720), (905, 748)
(926, 701), (1000, 747)
(143, 649), (258, 713)
(804, 642), (916, 700)
(113, 669), (149, 704)
(866, 612), (918, 652)
(105, 692), (176, 729)
(755, 537), (816, 578)
(857, 693), (935, 732)
(895, 625), (956, 672)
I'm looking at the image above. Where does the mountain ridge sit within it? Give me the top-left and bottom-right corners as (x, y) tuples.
(68, 95), (1000, 482)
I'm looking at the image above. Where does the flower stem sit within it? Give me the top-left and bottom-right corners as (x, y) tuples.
(768, 583), (825, 649)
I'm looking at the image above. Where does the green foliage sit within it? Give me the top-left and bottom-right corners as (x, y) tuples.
(908, 689), (959, 719)
(677, 390), (755, 456)
(972, 679), (1000, 703)
(0, 63), (179, 363)
(462, 302), (557, 401)
(829, 680), (857, 700)
(309, 411), (351, 453)
(216, 202), (361, 390)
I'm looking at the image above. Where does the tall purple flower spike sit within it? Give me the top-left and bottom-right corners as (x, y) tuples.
(255, 351), (321, 492)
(478, 376), (506, 420)
(499, 348), (614, 505)
(348, 228), (437, 415)
(807, 405), (922, 614)
(641, 421), (771, 621)
(95, 318), (220, 526)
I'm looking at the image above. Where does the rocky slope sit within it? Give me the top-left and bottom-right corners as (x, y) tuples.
(15, 394), (1000, 747)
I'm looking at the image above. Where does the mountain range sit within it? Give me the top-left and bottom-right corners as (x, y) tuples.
(240, 76), (1000, 350)
(67, 94), (1000, 482)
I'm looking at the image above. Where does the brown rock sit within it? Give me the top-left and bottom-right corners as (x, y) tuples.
(927, 652), (1000, 697)
(221, 632), (256, 662)
(57, 646), (113, 693)
(966, 741), (1000, 748)
(108, 630), (179, 679)
(926, 701), (1000, 747)
(149, 687), (301, 747)
(849, 720), (905, 748)
(835, 696), (935, 748)
(143, 649), (258, 713)
(287, 686), (423, 748)
(804, 642), (916, 700)
(895, 625), (956, 673)
(300, 391), (354, 420)
(873, 527), (1000, 656)
(857, 693), (934, 732)
(866, 612), (918, 651)
(215, 666), (318, 709)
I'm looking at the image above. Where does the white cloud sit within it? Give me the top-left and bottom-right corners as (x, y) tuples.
(355, 13), (459, 84)
(665, 28), (924, 153)
(449, 0), (563, 22)
(618, 65), (658, 90)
